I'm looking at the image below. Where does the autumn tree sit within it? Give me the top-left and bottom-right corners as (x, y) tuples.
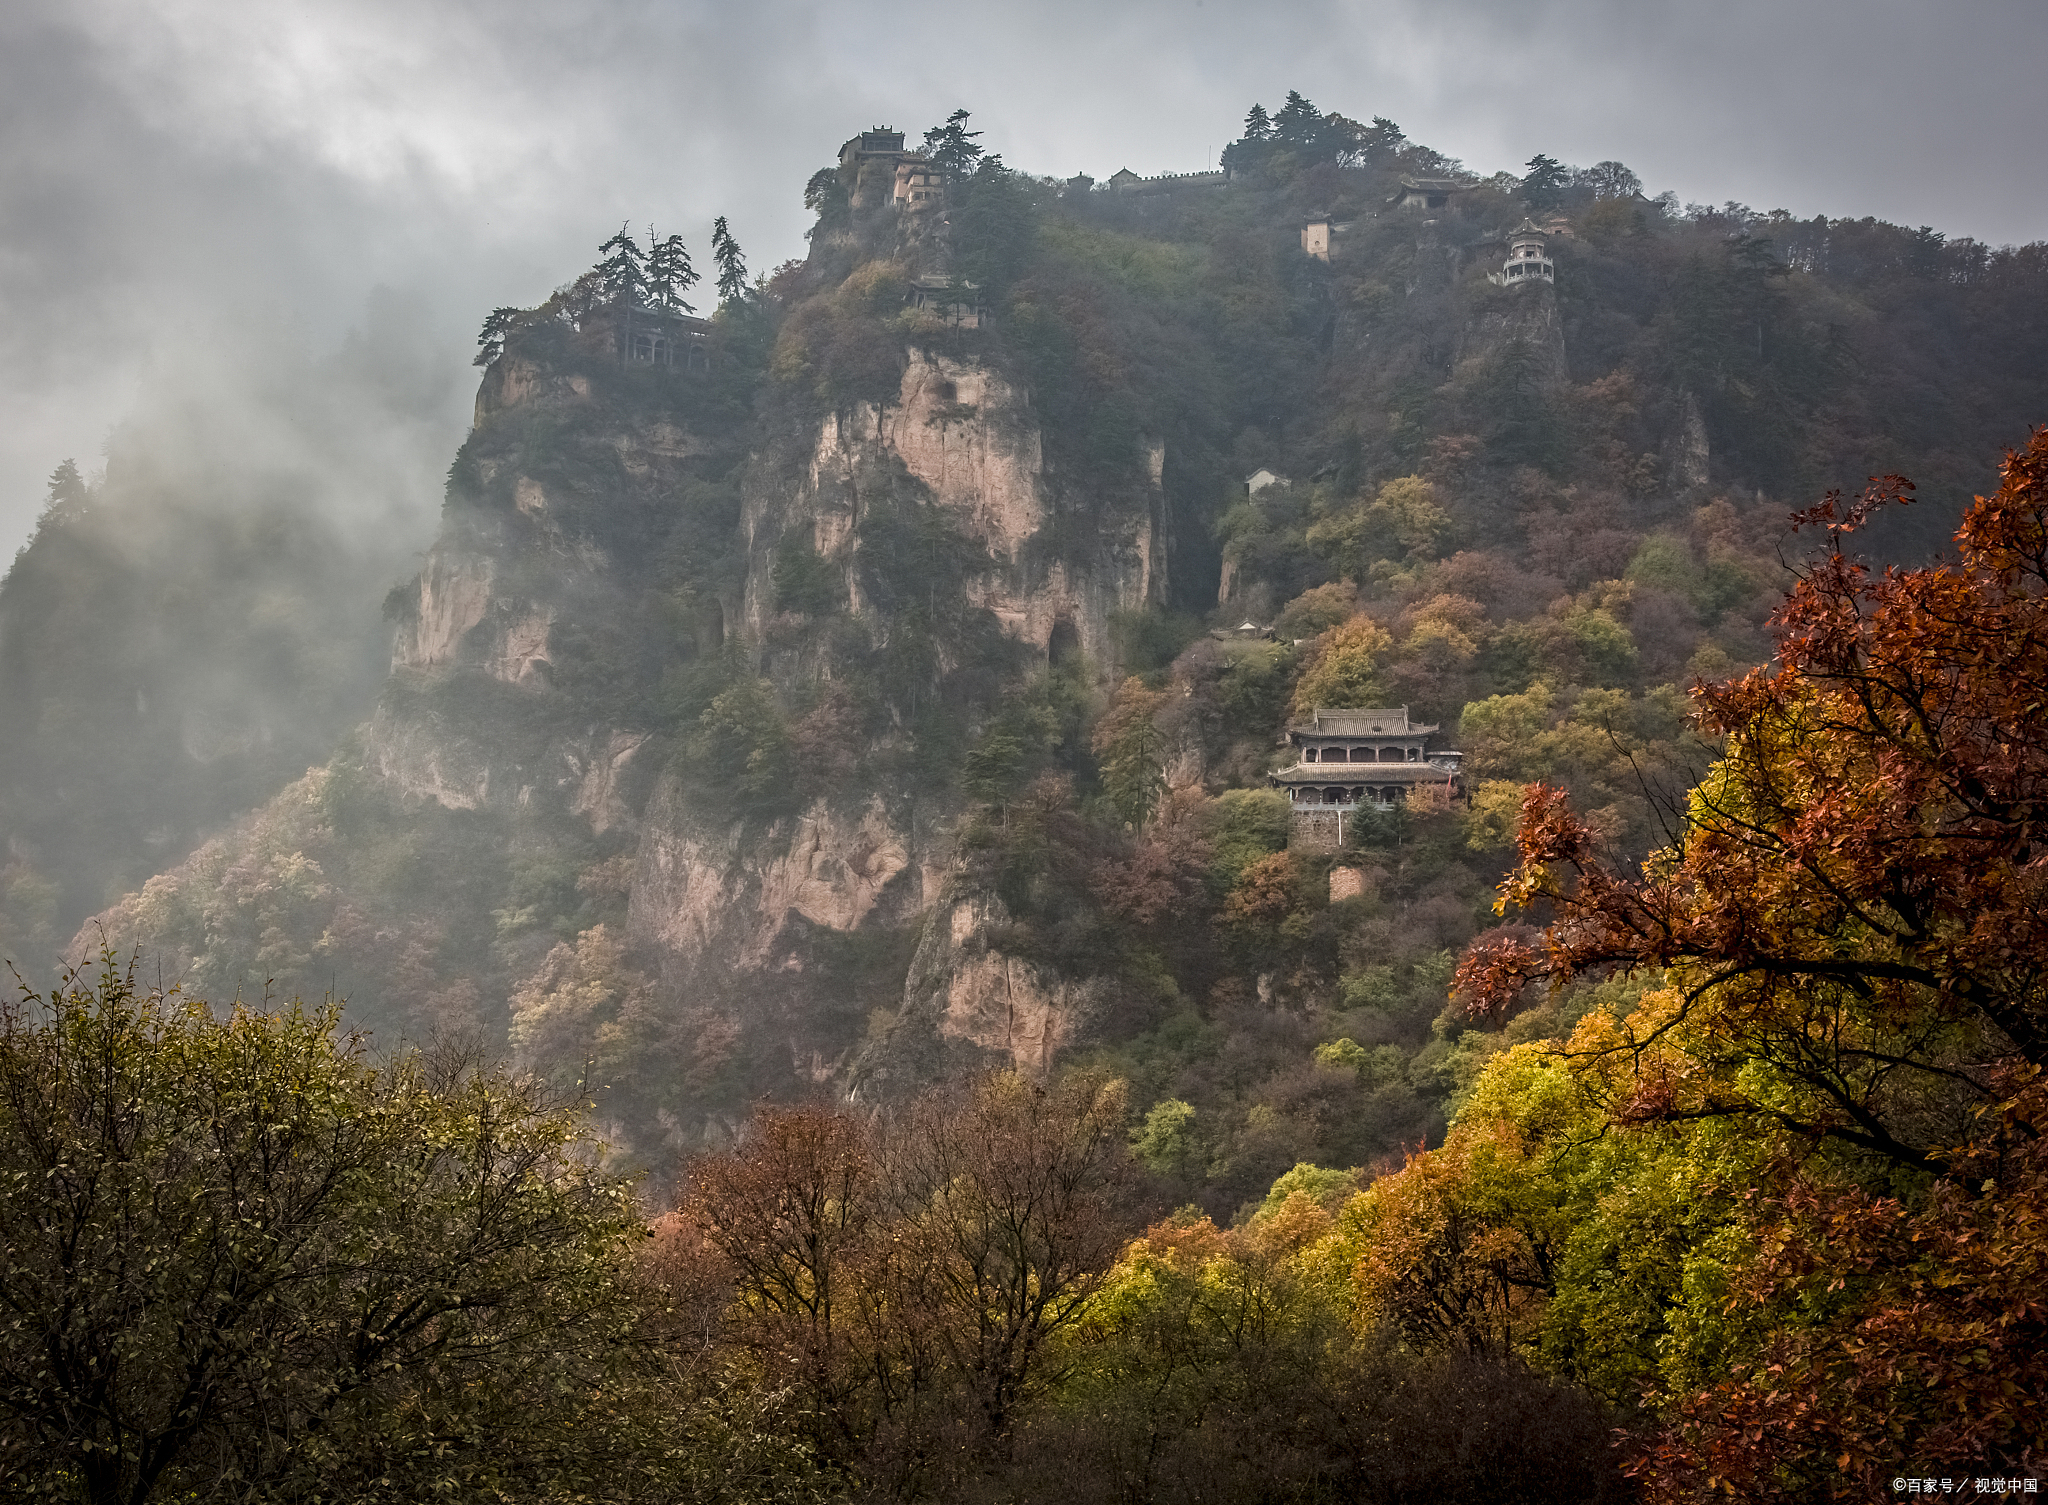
(1625, 1072), (2048, 1499)
(1462, 433), (2048, 1169)
(0, 956), (645, 1505)
(674, 1104), (885, 1461)
(669, 1073), (1136, 1492)
(1288, 616), (1392, 716)
(1306, 474), (1450, 580)
(876, 1071), (1134, 1452)
(1458, 431), (2048, 1489)
(1340, 1118), (1560, 1356)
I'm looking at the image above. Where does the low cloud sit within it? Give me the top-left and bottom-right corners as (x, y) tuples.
(2, 0), (2042, 549)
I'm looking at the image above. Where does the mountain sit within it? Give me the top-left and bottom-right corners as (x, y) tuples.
(20, 105), (2048, 1202)
(0, 293), (460, 968)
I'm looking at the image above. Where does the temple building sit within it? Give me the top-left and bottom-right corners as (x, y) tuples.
(895, 156), (944, 207)
(1488, 221), (1556, 288)
(838, 128), (907, 208)
(837, 128), (945, 210)
(907, 275), (986, 328)
(1271, 707), (1463, 849)
(616, 306), (711, 371)
(1388, 176), (1465, 211)
(1107, 166), (1230, 194)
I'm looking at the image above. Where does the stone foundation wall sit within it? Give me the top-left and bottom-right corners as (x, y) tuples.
(1291, 807), (1347, 853)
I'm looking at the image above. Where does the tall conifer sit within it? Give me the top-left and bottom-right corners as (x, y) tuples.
(595, 223), (649, 304)
(711, 217), (748, 306)
(647, 231), (699, 314)
(922, 110), (984, 176)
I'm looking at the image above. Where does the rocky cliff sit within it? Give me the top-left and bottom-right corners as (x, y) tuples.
(59, 120), (2048, 1180)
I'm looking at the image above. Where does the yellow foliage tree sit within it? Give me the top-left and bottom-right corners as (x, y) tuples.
(1288, 617), (1392, 715)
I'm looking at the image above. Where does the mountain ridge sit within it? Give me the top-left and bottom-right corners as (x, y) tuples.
(8, 103), (2044, 1195)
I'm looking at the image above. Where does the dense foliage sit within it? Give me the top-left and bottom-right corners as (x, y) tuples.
(0, 957), (829, 1505)
(1, 95), (2045, 1498)
(1441, 429), (2048, 1493)
(658, 1077), (1629, 1503)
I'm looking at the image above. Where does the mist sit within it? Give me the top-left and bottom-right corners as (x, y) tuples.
(5, 0), (2045, 553)
(1, 0), (2041, 950)
(0, 287), (471, 950)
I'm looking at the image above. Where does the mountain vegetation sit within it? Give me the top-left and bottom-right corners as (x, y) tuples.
(0, 296), (458, 968)
(2, 94), (2046, 1497)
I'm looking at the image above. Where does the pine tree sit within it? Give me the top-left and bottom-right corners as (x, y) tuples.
(1242, 103), (1273, 141)
(473, 306), (521, 367)
(38, 458), (88, 526)
(711, 217), (748, 307)
(1272, 90), (1322, 146)
(1520, 154), (1570, 209)
(646, 231), (699, 314)
(45, 459), (86, 507)
(595, 223), (649, 305)
(922, 109), (984, 176)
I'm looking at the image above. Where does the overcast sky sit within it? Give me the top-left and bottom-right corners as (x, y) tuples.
(3, 0), (2043, 555)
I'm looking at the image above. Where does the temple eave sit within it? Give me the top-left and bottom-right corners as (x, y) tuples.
(1271, 765), (1457, 784)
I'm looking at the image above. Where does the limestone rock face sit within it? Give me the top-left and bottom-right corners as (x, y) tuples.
(744, 347), (1165, 672)
(362, 703), (495, 810)
(1457, 282), (1569, 387)
(612, 343), (1171, 1073)
(850, 884), (1104, 1095)
(1668, 391), (1711, 490)
(473, 355), (591, 425)
(490, 609), (556, 687)
(374, 348), (699, 836)
(629, 788), (923, 972)
(568, 730), (651, 835)
(887, 352), (1045, 561)
(396, 551), (495, 670)
(93, 313), (1172, 1093)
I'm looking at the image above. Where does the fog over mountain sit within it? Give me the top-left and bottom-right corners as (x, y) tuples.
(5, 9), (2048, 1490)
(2, 0), (2044, 551)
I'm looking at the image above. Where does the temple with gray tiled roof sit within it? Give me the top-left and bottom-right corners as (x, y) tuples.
(1270, 707), (1464, 849)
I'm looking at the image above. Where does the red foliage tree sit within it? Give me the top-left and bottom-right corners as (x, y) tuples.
(1628, 1069), (2047, 1499)
(1460, 429), (2048, 1171)
(1458, 429), (2048, 1493)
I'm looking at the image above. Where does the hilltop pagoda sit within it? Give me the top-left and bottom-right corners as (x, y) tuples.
(1487, 220), (1556, 289)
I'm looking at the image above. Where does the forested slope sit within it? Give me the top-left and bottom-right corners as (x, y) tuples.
(11, 98), (2044, 1209)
